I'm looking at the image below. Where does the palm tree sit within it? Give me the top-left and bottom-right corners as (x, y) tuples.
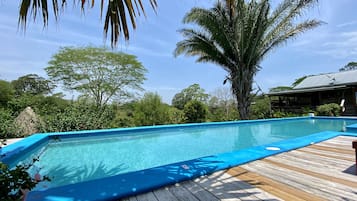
(174, 0), (322, 120)
(18, 0), (157, 47)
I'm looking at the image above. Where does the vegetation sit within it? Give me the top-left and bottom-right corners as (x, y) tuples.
(339, 61), (357, 72)
(174, 0), (321, 119)
(0, 159), (50, 201)
(183, 100), (208, 123)
(18, 0), (157, 47)
(46, 46), (147, 110)
(11, 74), (55, 96)
(316, 103), (341, 116)
(172, 84), (209, 110)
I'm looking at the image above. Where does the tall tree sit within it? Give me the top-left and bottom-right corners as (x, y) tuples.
(172, 83), (209, 110)
(46, 46), (146, 108)
(174, 0), (321, 119)
(11, 74), (55, 96)
(18, 0), (157, 47)
(0, 80), (15, 107)
(133, 92), (169, 126)
(339, 62), (357, 72)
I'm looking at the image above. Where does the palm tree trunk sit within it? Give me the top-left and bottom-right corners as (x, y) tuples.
(231, 69), (254, 120)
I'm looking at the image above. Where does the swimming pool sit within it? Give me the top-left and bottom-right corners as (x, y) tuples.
(2, 116), (357, 201)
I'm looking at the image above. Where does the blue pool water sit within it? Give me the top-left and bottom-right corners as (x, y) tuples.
(24, 118), (357, 189)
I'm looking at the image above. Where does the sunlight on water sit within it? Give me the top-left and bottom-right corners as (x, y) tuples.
(27, 118), (357, 189)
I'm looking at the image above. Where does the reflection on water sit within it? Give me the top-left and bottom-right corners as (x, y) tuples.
(23, 118), (357, 189)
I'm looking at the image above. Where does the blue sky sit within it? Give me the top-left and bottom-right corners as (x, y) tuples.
(0, 0), (357, 103)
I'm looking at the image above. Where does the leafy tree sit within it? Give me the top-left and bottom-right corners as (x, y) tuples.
(183, 100), (208, 123)
(18, 0), (157, 47)
(38, 100), (114, 132)
(174, 0), (321, 119)
(46, 46), (147, 109)
(208, 87), (238, 121)
(133, 92), (169, 126)
(0, 80), (15, 107)
(11, 74), (55, 96)
(0, 108), (15, 138)
(250, 95), (271, 119)
(172, 84), (209, 110)
(339, 62), (357, 72)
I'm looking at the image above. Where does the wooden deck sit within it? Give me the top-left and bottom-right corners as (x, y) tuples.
(121, 136), (357, 201)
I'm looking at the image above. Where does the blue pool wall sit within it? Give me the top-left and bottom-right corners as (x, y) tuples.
(0, 116), (356, 201)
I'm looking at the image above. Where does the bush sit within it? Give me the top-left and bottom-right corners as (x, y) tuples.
(316, 103), (341, 116)
(183, 100), (208, 123)
(250, 96), (271, 119)
(38, 101), (114, 132)
(0, 160), (50, 200)
(0, 108), (16, 138)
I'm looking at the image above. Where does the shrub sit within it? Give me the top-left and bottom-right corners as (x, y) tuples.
(183, 100), (208, 123)
(316, 103), (341, 116)
(250, 96), (271, 119)
(0, 160), (50, 200)
(38, 101), (114, 132)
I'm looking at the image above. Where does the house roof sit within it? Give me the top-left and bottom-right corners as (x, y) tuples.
(294, 69), (357, 89)
(268, 70), (357, 96)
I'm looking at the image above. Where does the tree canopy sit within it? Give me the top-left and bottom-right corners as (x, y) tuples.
(18, 0), (157, 47)
(46, 46), (147, 108)
(0, 80), (15, 107)
(171, 84), (209, 110)
(339, 62), (357, 72)
(174, 0), (321, 119)
(11, 74), (55, 96)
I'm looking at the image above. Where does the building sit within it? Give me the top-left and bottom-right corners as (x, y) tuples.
(268, 70), (357, 115)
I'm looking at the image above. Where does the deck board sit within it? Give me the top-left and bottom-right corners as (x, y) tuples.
(121, 136), (357, 201)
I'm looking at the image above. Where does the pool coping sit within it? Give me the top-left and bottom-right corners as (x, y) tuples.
(1, 116), (357, 201)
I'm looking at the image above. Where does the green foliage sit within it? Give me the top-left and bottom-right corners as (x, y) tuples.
(272, 111), (298, 118)
(339, 61), (357, 72)
(7, 94), (69, 117)
(0, 80), (15, 107)
(183, 100), (208, 123)
(46, 46), (147, 108)
(172, 84), (209, 110)
(174, 0), (321, 119)
(0, 108), (15, 139)
(11, 74), (55, 96)
(250, 96), (271, 119)
(167, 107), (185, 124)
(133, 92), (170, 126)
(207, 95), (238, 122)
(316, 103), (341, 116)
(0, 159), (50, 201)
(38, 101), (114, 132)
(110, 102), (136, 128)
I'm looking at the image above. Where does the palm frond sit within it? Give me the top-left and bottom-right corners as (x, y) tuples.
(18, 0), (157, 47)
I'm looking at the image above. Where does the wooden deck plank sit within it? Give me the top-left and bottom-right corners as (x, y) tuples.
(277, 150), (353, 171)
(136, 192), (158, 201)
(152, 187), (179, 201)
(181, 180), (220, 201)
(298, 147), (354, 162)
(309, 144), (354, 154)
(242, 160), (357, 201)
(195, 170), (274, 201)
(228, 167), (323, 201)
(263, 158), (357, 187)
(168, 183), (200, 201)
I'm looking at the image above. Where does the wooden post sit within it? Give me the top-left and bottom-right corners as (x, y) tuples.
(353, 140), (357, 175)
